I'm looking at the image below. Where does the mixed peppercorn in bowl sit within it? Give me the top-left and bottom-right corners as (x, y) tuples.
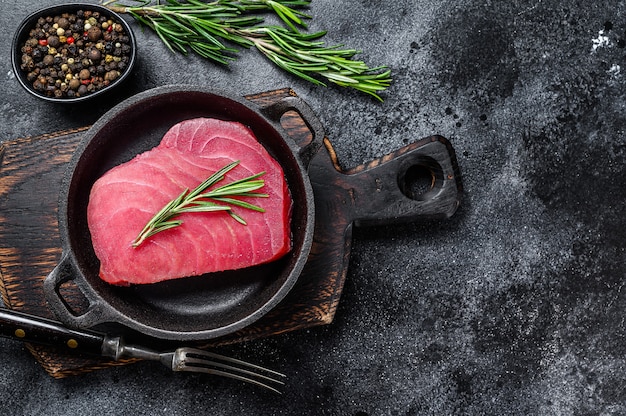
(12, 3), (136, 103)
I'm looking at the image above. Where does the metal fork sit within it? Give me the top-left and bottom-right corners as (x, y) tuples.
(102, 336), (286, 393)
(0, 308), (285, 393)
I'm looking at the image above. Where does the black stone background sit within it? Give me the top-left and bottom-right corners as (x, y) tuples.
(1, 0), (626, 415)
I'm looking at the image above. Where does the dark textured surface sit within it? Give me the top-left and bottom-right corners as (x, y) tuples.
(1, 1), (625, 414)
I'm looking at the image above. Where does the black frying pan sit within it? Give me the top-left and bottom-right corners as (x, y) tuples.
(44, 86), (318, 341)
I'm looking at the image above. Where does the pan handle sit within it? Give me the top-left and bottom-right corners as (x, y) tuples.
(43, 253), (116, 329)
(346, 135), (462, 227)
(259, 95), (325, 163)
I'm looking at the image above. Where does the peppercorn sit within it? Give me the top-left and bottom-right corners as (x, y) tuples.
(87, 26), (101, 41)
(87, 47), (101, 61)
(31, 48), (43, 62)
(21, 54), (34, 70)
(57, 17), (69, 29)
(42, 54), (54, 66)
(47, 35), (60, 47)
(104, 70), (119, 82)
(79, 68), (91, 80)
(68, 78), (80, 90)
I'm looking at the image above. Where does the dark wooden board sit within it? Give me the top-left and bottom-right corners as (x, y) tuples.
(0, 87), (463, 378)
(0, 88), (348, 378)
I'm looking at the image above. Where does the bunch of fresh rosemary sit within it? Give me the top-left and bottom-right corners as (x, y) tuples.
(104, 0), (391, 100)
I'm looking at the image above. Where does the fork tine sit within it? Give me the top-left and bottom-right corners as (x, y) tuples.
(176, 349), (286, 394)
(183, 354), (285, 386)
(183, 349), (286, 378)
(180, 366), (284, 394)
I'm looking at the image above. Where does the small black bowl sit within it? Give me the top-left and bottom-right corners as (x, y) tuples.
(11, 3), (136, 103)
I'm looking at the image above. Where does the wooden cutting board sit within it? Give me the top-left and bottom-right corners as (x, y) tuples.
(0, 88), (347, 378)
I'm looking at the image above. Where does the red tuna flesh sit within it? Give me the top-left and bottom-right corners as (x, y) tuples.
(87, 118), (292, 285)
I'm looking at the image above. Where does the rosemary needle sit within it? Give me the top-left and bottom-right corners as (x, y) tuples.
(105, 0), (391, 100)
(132, 160), (267, 248)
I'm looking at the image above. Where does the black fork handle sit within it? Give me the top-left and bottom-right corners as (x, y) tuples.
(0, 307), (105, 355)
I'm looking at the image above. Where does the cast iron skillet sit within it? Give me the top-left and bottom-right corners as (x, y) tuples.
(44, 85), (319, 341)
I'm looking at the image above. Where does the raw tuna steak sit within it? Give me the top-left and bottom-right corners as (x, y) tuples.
(87, 118), (292, 285)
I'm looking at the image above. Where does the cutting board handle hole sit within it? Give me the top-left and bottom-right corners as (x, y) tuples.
(399, 164), (436, 200)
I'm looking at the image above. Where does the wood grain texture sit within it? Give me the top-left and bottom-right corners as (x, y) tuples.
(0, 88), (462, 378)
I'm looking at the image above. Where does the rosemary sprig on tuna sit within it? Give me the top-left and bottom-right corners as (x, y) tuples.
(132, 160), (267, 247)
(104, 0), (391, 100)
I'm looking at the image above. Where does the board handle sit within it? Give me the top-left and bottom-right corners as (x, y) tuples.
(345, 135), (462, 227)
(43, 253), (115, 329)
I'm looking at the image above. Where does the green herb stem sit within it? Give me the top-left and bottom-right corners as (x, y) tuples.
(132, 160), (267, 247)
